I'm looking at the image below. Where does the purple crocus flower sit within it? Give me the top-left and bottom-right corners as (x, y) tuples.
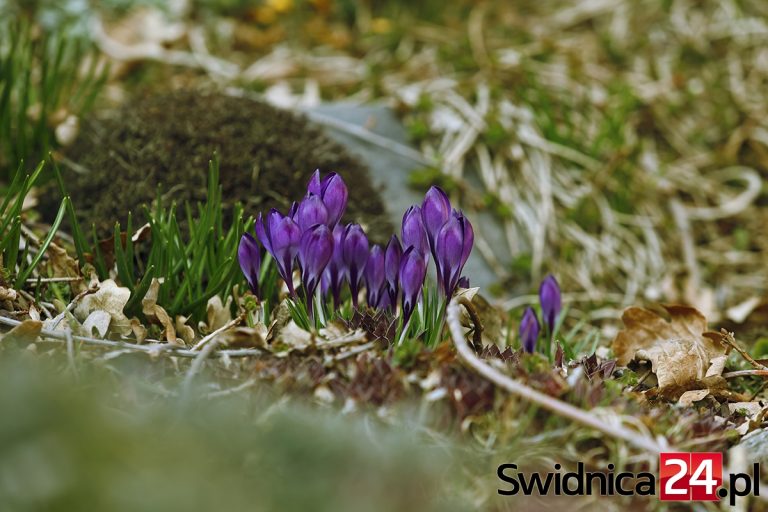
(401, 205), (429, 260)
(539, 274), (562, 334)
(324, 224), (347, 308)
(434, 210), (474, 297)
(342, 224), (369, 308)
(519, 307), (540, 353)
(421, 186), (452, 254)
(238, 232), (261, 297)
(306, 170), (348, 228)
(457, 276), (470, 289)
(295, 193), (329, 232)
(298, 224), (334, 307)
(399, 246), (427, 328)
(384, 235), (402, 309)
(364, 245), (388, 310)
(255, 209), (301, 297)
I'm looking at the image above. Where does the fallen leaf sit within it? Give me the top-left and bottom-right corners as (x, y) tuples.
(612, 305), (727, 389)
(74, 279), (132, 335)
(83, 310), (111, 338)
(678, 389), (710, 406)
(277, 321), (313, 350)
(0, 287), (17, 302)
(201, 295), (233, 334)
(0, 319), (42, 345)
(175, 316), (196, 345)
(141, 279), (177, 344)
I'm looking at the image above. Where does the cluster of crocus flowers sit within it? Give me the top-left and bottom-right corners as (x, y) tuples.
(238, 170), (474, 332)
(519, 275), (562, 353)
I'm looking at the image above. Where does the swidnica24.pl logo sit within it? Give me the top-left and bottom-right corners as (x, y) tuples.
(497, 452), (760, 506)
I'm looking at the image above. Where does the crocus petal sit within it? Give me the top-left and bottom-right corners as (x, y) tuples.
(238, 232), (261, 296)
(539, 275), (562, 333)
(326, 224), (347, 308)
(256, 209), (300, 297)
(320, 173), (348, 227)
(399, 246), (427, 326)
(384, 235), (402, 308)
(342, 224), (369, 307)
(401, 205), (429, 259)
(254, 212), (271, 254)
(519, 307), (540, 353)
(296, 194), (329, 232)
(307, 169), (322, 196)
(364, 245), (386, 309)
(421, 186), (451, 253)
(298, 224), (334, 300)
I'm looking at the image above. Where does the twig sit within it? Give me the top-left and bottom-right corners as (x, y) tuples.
(723, 370), (768, 379)
(0, 315), (262, 359)
(205, 379), (257, 399)
(446, 299), (666, 454)
(457, 296), (483, 350)
(191, 315), (243, 351)
(721, 330), (768, 370)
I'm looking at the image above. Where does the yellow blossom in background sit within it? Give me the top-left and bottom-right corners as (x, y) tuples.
(267, 0), (294, 14)
(370, 17), (392, 34)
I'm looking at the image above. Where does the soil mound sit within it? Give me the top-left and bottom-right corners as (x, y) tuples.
(41, 90), (392, 242)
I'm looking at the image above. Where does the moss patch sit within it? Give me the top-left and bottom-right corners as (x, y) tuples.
(40, 90), (392, 242)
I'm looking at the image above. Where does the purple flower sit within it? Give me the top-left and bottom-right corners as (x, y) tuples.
(434, 210), (474, 297)
(399, 246), (427, 327)
(238, 232), (261, 297)
(298, 224), (334, 307)
(457, 276), (470, 289)
(421, 186), (452, 254)
(342, 224), (369, 308)
(401, 205), (429, 260)
(539, 274), (562, 334)
(324, 224), (347, 308)
(295, 193), (329, 232)
(364, 245), (388, 310)
(255, 209), (301, 297)
(519, 307), (540, 353)
(384, 235), (402, 309)
(307, 170), (348, 228)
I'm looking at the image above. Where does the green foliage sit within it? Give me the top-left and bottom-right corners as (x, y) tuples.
(54, 156), (253, 323)
(0, 160), (66, 288)
(0, 18), (106, 180)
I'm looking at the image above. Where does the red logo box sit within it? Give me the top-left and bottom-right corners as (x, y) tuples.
(659, 452), (722, 501)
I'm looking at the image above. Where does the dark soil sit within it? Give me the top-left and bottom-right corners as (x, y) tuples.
(40, 90), (392, 242)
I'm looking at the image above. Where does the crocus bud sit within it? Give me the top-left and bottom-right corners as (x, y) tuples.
(296, 193), (329, 232)
(298, 224), (334, 307)
(307, 170), (348, 228)
(342, 224), (369, 308)
(325, 224), (347, 308)
(434, 210), (474, 297)
(519, 307), (540, 353)
(539, 275), (562, 334)
(238, 232), (261, 297)
(457, 276), (470, 289)
(401, 205), (429, 260)
(255, 209), (301, 297)
(421, 186), (451, 254)
(399, 246), (427, 328)
(384, 235), (402, 309)
(364, 245), (387, 310)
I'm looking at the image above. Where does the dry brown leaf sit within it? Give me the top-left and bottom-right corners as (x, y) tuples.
(678, 389), (710, 406)
(83, 310), (111, 338)
(141, 279), (177, 344)
(0, 319), (42, 345)
(612, 305), (727, 389)
(74, 279), (132, 335)
(201, 295), (232, 334)
(221, 324), (268, 348)
(0, 287), (17, 302)
(175, 316), (196, 345)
